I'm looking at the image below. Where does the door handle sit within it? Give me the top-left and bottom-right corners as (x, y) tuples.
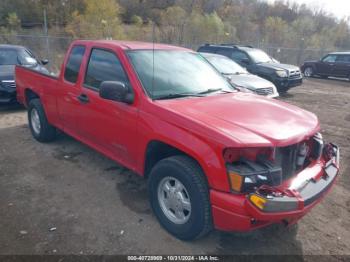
(77, 93), (89, 104)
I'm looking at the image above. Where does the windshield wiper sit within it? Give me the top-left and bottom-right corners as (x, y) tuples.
(155, 93), (205, 100)
(197, 88), (223, 95)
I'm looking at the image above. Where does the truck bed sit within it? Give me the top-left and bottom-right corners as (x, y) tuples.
(15, 66), (58, 106)
(15, 65), (61, 128)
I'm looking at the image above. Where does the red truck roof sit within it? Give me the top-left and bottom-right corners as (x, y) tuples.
(73, 40), (191, 51)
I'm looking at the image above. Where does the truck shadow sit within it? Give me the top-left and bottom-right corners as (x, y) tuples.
(215, 223), (303, 255)
(115, 171), (151, 215)
(0, 103), (25, 114)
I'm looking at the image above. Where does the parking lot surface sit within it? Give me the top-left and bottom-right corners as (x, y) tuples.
(0, 78), (349, 256)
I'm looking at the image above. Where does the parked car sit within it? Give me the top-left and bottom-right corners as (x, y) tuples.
(301, 52), (350, 80)
(0, 44), (49, 104)
(16, 40), (340, 240)
(200, 52), (279, 98)
(198, 44), (303, 93)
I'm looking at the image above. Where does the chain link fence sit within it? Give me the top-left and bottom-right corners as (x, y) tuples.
(261, 46), (334, 66)
(0, 33), (337, 72)
(0, 34), (72, 74)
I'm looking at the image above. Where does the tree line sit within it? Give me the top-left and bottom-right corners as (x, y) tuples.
(1, 0), (349, 51)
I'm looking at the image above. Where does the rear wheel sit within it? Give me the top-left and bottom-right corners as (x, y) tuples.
(28, 99), (56, 142)
(303, 67), (313, 77)
(148, 155), (212, 240)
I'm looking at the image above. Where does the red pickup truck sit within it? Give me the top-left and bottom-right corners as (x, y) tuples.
(15, 40), (340, 240)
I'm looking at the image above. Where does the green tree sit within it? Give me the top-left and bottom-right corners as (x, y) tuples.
(159, 6), (187, 44)
(264, 16), (289, 47)
(66, 0), (124, 39)
(7, 12), (21, 32)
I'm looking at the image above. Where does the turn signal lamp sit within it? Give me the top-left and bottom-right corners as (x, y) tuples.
(249, 194), (267, 210)
(228, 172), (243, 192)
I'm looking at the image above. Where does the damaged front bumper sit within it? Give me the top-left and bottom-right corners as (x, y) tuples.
(211, 143), (340, 231)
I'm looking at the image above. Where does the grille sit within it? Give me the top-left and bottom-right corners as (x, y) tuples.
(255, 87), (273, 96)
(1, 81), (16, 89)
(0, 90), (12, 98)
(288, 70), (301, 79)
(274, 145), (298, 180)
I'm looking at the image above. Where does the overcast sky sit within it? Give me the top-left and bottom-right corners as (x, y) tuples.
(266, 0), (350, 19)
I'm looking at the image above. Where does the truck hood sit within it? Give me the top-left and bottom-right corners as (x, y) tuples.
(258, 62), (300, 72)
(228, 74), (275, 90)
(156, 93), (319, 147)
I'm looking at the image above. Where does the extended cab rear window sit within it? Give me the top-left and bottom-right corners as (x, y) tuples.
(64, 45), (86, 83)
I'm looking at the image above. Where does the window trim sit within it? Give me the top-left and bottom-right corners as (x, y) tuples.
(216, 48), (233, 58)
(322, 54), (337, 63)
(335, 54), (350, 63)
(231, 50), (250, 62)
(83, 47), (130, 92)
(63, 45), (86, 84)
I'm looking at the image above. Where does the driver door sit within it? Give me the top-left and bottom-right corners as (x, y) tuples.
(76, 47), (139, 168)
(316, 54), (337, 76)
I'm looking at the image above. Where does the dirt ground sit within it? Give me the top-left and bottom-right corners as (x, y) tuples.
(0, 78), (349, 256)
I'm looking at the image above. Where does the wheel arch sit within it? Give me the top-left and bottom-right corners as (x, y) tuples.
(24, 88), (40, 107)
(303, 64), (316, 73)
(143, 140), (208, 183)
(144, 140), (194, 176)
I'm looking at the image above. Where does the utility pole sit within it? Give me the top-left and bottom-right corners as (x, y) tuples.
(43, 8), (50, 67)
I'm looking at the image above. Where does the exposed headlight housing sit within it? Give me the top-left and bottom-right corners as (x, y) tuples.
(276, 70), (288, 78)
(227, 158), (282, 193)
(223, 148), (282, 193)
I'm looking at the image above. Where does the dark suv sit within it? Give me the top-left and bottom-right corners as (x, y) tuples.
(198, 44), (303, 93)
(301, 52), (350, 80)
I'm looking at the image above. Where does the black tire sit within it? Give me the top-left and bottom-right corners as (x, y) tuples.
(148, 155), (212, 240)
(278, 88), (288, 94)
(303, 66), (314, 77)
(28, 99), (56, 142)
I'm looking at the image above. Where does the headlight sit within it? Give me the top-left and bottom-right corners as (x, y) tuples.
(276, 70), (288, 78)
(223, 148), (282, 193)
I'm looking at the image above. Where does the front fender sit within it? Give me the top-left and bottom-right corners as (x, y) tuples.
(137, 110), (230, 192)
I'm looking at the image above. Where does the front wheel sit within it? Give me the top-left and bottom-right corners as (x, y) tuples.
(148, 155), (212, 240)
(28, 99), (56, 142)
(303, 67), (314, 77)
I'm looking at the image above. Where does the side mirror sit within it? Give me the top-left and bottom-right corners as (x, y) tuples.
(41, 59), (49, 65)
(241, 58), (250, 65)
(99, 81), (134, 104)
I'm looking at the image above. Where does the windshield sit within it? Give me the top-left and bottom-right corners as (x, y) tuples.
(0, 49), (19, 65)
(0, 48), (37, 66)
(18, 49), (38, 66)
(202, 54), (248, 75)
(247, 49), (273, 64)
(127, 50), (234, 99)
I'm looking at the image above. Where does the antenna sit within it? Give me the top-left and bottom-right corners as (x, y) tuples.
(152, 21), (155, 99)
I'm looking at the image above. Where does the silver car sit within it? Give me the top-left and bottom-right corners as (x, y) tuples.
(200, 52), (279, 98)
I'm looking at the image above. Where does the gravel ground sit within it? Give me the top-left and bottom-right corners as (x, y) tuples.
(0, 78), (349, 256)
